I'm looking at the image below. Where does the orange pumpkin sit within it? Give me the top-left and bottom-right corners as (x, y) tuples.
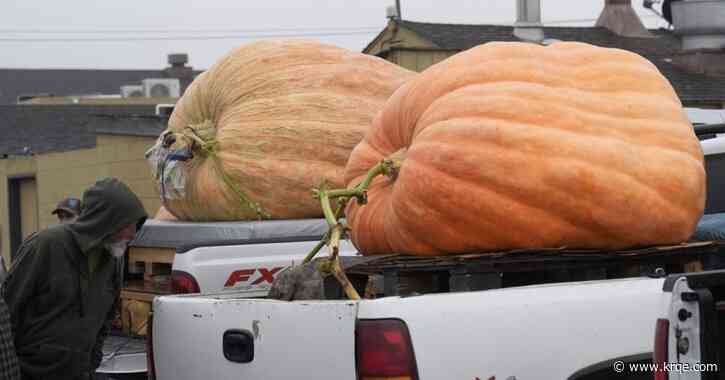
(345, 42), (706, 256)
(159, 40), (414, 221)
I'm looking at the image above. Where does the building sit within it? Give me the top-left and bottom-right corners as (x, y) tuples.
(0, 53), (199, 104)
(0, 54), (205, 263)
(0, 105), (166, 262)
(364, 0), (725, 109)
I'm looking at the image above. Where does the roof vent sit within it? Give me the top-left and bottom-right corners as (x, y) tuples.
(514, 0), (545, 42)
(168, 53), (189, 67)
(596, 0), (654, 38)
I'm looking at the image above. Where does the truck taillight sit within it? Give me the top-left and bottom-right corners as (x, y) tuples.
(356, 319), (419, 380)
(146, 312), (156, 380)
(171, 270), (200, 294)
(654, 318), (669, 380)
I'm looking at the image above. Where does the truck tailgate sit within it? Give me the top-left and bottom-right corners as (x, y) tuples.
(152, 295), (358, 380)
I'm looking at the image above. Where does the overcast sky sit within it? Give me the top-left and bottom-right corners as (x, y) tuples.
(0, 0), (668, 70)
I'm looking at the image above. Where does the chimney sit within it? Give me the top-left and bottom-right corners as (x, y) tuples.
(670, 0), (725, 77)
(163, 53), (195, 94)
(596, 0), (654, 38)
(168, 53), (189, 68)
(514, 0), (544, 42)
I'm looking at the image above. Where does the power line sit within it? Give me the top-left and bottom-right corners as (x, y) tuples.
(0, 26), (381, 34)
(0, 30), (379, 42)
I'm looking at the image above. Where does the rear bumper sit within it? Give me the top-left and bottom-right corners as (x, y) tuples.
(96, 335), (147, 374)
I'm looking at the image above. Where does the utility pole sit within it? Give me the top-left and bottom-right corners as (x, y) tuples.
(396, 0), (402, 20)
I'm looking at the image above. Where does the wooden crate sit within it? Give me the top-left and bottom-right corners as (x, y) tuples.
(120, 293), (153, 336)
(119, 246), (175, 336)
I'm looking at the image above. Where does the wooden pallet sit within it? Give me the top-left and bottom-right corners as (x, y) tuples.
(336, 241), (724, 297)
(118, 246), (175, 336)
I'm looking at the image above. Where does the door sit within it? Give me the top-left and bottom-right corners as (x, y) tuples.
(8, 176), (38, 258)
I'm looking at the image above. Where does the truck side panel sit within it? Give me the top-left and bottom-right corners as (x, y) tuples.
(358, 277), (668, 379)
(174, 240), (358, 293)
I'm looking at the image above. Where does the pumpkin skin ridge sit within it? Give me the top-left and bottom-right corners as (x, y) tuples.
(404, 80), (682, 134)
(382, 47), (679, 145)
(386, 140), (698, 252)
(407, 141), (692, 246)
(387, 160), (575, 254)
(218, 128), (369, 168)
(368, 67), (699, 168)
(409, 120), (704, 227)
(346, 81), (680, 184)
(390, 60), (676, 135)
(406, 85), (703, 200)
(219, 67), (407, 107)
(413, 112), (704, 182)
(344, 42), (705, 255)
(396, 137), (623, 245)
(411, 93), (699, 160)
(414, 81), (687, 130)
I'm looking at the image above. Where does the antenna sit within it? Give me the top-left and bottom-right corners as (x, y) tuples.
(386, 2), (401, 20)
(386, 6), (398, 19)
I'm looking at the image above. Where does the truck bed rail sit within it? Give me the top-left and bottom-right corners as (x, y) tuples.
(334, 241), (724, 297)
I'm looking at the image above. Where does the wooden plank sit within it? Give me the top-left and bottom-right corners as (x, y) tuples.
(684, 260), (704, 273)
(121, 290), (162, 303)
(129, 247), (174, 264)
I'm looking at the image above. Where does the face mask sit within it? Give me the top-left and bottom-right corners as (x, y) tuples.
(105, 240), (130, 258)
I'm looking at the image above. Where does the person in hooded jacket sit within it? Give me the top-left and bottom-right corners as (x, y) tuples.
(1, 178), (147, 380)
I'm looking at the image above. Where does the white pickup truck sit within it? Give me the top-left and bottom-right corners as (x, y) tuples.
(148, 242), (725, 380)
(146, 120), (725, 380)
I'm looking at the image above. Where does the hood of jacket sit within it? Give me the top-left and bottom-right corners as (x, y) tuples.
(68, 178), (147, 253)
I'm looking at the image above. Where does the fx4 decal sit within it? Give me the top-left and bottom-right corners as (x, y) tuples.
(225, 267), (285, 287)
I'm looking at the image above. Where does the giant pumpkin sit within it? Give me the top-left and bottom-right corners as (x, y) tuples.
(157, 40), (414, 221)
(344, 42), (706, 256)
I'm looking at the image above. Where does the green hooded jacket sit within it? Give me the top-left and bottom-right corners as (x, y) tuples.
(2, 178), (147, 380)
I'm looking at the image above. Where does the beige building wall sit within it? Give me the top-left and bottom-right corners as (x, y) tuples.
(1, 134), (159, 265)
(391, 49), (457, 72)
(364, 21), (437, 58)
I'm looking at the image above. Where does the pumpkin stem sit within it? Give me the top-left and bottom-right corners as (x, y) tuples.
(301, 158), (404, 300)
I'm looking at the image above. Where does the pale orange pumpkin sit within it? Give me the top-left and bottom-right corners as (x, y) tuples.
(154, 206), (177, 221)
(344, 41), (706, 256)
(159, 40), (414, 221)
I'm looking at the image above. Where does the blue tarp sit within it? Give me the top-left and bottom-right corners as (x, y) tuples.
(692, 213), (725, 241)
